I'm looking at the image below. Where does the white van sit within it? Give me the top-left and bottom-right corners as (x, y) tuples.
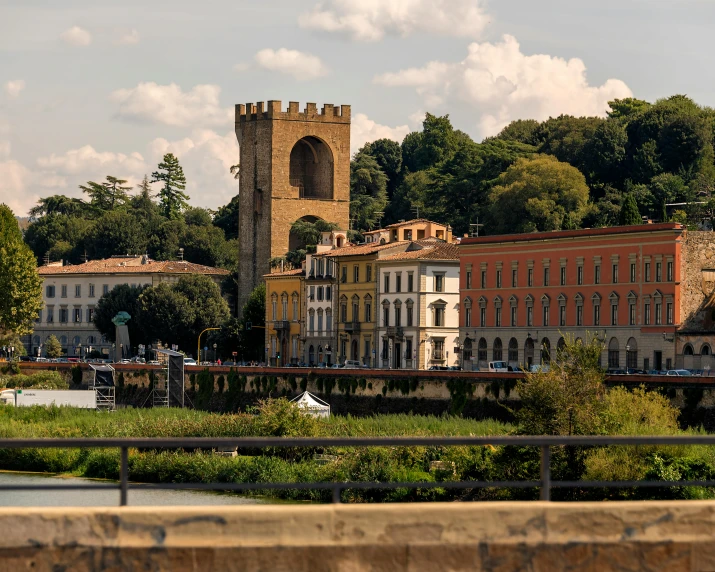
(486, 361), (509, 372)
(343, 360), (362, 369)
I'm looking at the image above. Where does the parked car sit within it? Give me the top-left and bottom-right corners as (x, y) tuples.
(484, 361), (509, 372)
(666, 369), (692, 376)
(428, 365), (450, 371)
(183, 358), (197, 366)
(343, 360), (361, 369)
(147, 360), (160, 366)
(330, 363), (343, 369)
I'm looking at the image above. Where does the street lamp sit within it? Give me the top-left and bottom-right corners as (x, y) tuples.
(213, 343), (217, 363)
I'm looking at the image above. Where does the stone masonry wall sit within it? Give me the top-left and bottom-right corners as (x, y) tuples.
(680, 231), (715, 331)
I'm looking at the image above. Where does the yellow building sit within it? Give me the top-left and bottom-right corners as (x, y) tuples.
(322, 242), (409, 366)
(363, 219), (454, 245)
(264, 268), (304, 366)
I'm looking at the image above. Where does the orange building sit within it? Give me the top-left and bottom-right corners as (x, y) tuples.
(458, 223), (714, 372)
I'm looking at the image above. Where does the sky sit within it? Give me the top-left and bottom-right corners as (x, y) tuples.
(1, 0), (714, 217)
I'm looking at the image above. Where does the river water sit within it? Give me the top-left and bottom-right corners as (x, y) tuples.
(0, 472), (264, 506)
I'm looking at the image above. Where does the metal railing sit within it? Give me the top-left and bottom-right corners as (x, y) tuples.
(2, 435), (715, 506)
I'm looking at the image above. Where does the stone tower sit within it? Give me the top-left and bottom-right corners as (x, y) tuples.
(235, 100), (351, 313)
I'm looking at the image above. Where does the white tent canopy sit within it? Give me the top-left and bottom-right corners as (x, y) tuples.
(290, 391), (330, 418)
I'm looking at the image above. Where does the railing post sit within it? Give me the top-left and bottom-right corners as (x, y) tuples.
(540, 445), (551, 501)
(332, 485), (341, 504)
(120, 446), (129, 506)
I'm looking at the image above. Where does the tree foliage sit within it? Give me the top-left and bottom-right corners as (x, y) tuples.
(619, 193), (642, 225)
(44, 335), (62, 359)
(152, 153), (189, 220)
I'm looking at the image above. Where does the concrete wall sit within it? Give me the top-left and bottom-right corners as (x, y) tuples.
(3, 501), (715, 571)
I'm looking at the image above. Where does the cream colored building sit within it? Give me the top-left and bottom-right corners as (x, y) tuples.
(28, 256), (228, 357)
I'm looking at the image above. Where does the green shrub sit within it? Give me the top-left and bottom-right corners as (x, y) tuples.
(0, 371), (68, 390)
(217, 375), (225, 394)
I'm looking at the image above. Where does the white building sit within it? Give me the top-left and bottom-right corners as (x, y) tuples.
(29, 256), (228, 357)
(375, 240), (460, 370)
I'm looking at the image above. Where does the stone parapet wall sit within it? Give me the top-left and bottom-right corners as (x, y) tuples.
(680, 231), (715, 331)
(3, 501), (715, 571)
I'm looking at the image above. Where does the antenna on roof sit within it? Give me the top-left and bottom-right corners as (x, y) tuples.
(43, 252), (50, 266)
(469, 218), (484, 237)
(178, 247), (184, 261)
(411, 205), (419, 219)
(81, 251), (88, 263)
(374, 211), (384, 229)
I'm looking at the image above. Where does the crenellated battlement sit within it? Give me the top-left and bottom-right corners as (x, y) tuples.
(235, 100), (351, 123)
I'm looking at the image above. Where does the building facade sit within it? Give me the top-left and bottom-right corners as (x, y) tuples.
(264, 269), (304, 366)
(235, 100), (351, 313)
(459, 224), (694, 372)
(30, 256), (229, 358)
(376, 241), (460, 370)
(364, 219), (454, 245)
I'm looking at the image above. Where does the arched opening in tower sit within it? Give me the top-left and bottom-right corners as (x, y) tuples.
(289, 136), (334, 199)
(288, 215), (323, 252)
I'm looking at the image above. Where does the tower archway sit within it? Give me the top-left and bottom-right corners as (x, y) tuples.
(289, 136), (334, 199)
(288, 215), (323, 252)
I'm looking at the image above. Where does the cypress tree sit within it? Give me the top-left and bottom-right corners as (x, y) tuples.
(151, 153), (189, 220)
(619, 194), (641, 226)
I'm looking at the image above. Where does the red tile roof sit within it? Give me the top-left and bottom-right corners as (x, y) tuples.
(379, 242), (459, 262)
(314, 241), (408, 258)
(265, 268), (305, 277)
(38, 257), (229, 276)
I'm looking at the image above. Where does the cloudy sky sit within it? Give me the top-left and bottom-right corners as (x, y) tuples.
(1, 0), (713, 216)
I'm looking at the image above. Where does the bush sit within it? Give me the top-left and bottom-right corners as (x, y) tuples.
(70, 365), (83, 385)
(0, 371), (68, 390)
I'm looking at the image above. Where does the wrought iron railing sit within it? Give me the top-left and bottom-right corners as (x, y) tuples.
(2, 435), (715, 506)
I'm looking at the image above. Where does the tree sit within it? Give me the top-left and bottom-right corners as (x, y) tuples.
(213, 194), (239, 240)
(86, 210), (148, 259)
(93, 284), (149, 345)
(152, 153), (189, 220)
(238, 284), (265, 362)
(0, 204), (43, 340)
(619, 193), (641, 225)
(44, 335), (62, 359)
(350, 150), (388, 231)
(488, 155), (591, 234)
(362, 138), (403, 197)
(607, 97), (651, 120)
(79, 176), (131, 212)
(131, 175), (159, 222)
(24, 214), (94, 265)
(29, 195), (88, 219)
(496, 119), (540, 146)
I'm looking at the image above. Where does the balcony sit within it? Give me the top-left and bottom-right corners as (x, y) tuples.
(387, 326), (404, 339)
(273, 321), (290, 331)
(344, 321), (361, 334)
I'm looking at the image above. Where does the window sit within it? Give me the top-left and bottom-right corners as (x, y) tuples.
(576, 305), (583, 326)
(512, 268), (517, 287)
(317, 287), (323, 302)
(577, 266), (583, 286)
(293, 298), (298, 320)
(309, 286), (315, 301)
(352, 301), (359, 322)
(365, 339), (371, 361)
(644, 302), (651, 325)
(480, 307), (486, 328)
(407, 304), (414, 326)
(645, 262), (651, 282)
(405, 339), (413, 363)
(435, 307), (444, 327)
(495, 307), (501, 327)
(630, 263), (636, 283)
(384, 273), (390, 293)
(594, 304), (601, 326)
(629, 303), (636, 326)
(327, 311), (333, 332)
(542, 304), (549, 326)
(75, 285), (81, 298)
(527, 306), (533, 327)
(341, 266), (347, 283)
(528, 268), (534, 287)
(309, 312), (315, 333)
(656, 262), (662, 282)
(407, 273), (414, 292)
(365, 302), (372, 323)
(667, 261), (673, 282)
(59, 308), (68, 323)
(366, 265), (372, 282)
(282, 297), (288, 320)
(103, 284), (109, 295)
(89, 284), (95, 298)
(612, 263), (618, 284)
(655, 302), (662, 325)
(496, 270), (502, 288)
(433, 340), (444, 361)
(396, 305), (404, 327)
(74, 308), (81, 323)
(46, 285), (55, 298)
(318, 312), (323, 333)
(382, 339), (388, 360)
(326, 286), (332, 301)
(666, 302), (674, 325)
(559, 305), (566, 326)
(543, 267), (550, 286)
(595, 265), (601, 285)
(481, 270), (487, 289)
(46, 307), (54, 323)
(396, 273), (402, 293)
(35, 310), (42, 323)
(353, 265), (359, 283)
(558, 266), (565, 286)
(341, 302), (347, 323)
(465, 307), (472, 327)
(466, 271), (472, 289)
(611, 303), (618, 326)
(511, 306), (517, 327)
(87, 308), (94, 323)
(435, 274), (444, 292)
(383, 306), (389, 327)
(61, 285), (67, 298)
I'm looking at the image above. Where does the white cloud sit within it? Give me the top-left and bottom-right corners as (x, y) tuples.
(110, 82), (232, 127)
(4, 80), (25, 98)
(0, 159), (35, 216)
(254, 48), (329, 80)
(36, 145), (146, 177)
(233, 62), (251, 73)
(60, 26), (92, 47)
(350, 113), (410, 154)
(299, 0), (490, 42)
(374, 34), (633, 138)
(115, 29), (140, 45)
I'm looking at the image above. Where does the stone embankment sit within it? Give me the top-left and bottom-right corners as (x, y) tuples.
(2, 501), (715, 571)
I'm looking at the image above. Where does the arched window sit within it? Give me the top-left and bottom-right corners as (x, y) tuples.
(289, 136), (334, 199)
(478, 338), (487, 362)
(308, 345), (315, 365)
(463, 338), (473, 362)
(524, 337), (535, 366)
(684, 344), (694, 356)
(702, 344), (711, 356)
(608, 337), (620, 368)
(541, 337), (551, 364)
(493, 337), (503, 361)
(626, 337), (638, 369)
(508, 338), (518, 363)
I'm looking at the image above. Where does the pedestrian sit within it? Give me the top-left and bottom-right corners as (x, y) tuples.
(217, 358), (221, 366)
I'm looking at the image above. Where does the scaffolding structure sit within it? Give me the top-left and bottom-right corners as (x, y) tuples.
(88, 364), (116, 411)
(153, 349), (185, 408)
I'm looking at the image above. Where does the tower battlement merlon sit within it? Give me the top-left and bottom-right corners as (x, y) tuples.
(235, 101), (351, 123)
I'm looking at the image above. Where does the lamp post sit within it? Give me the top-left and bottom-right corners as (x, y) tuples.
(197, 327), (221, 364)
(213, 343), (217, 363)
